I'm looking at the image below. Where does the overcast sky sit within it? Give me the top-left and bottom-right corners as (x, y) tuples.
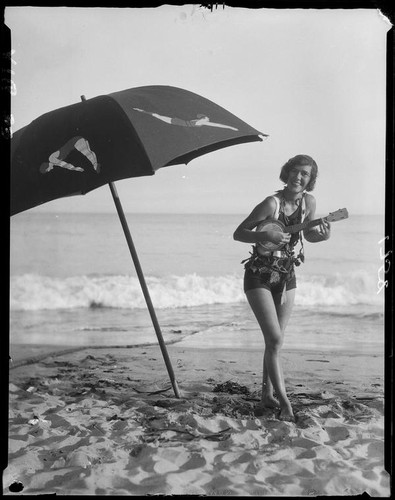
(6, 6), (390, 215)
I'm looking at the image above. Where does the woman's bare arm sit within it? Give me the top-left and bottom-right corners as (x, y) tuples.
(303, 194), (331, 242)
(233, 197), (291, 246)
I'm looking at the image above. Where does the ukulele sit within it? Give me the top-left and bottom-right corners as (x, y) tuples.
(256, 208), (349, 252)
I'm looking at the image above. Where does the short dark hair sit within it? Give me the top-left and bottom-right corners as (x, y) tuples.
(279, 154), (318, 191)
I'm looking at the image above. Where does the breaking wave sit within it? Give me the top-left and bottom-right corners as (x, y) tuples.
(10, 271), (384, 311)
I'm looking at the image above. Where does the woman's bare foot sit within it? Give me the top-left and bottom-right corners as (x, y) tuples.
(279, 405), (295, 422)
(261, 395), (280, 409)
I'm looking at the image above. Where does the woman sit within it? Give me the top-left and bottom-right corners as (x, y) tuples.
(233, 155), (331, 421)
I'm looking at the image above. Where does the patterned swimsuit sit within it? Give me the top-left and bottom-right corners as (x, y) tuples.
(243, 195), (304, 295)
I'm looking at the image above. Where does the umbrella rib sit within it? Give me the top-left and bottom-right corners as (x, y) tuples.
(105, 95), (155, 174)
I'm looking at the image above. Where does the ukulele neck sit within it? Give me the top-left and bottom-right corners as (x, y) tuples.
(286, 217), (325, 234)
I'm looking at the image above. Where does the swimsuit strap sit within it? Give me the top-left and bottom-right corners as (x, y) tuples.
(270, 194), (283, 258)
(301, 193), (306, 222)
(271, 194), (281, 220)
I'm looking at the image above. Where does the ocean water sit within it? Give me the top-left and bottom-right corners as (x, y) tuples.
(10, 212), (385, 353)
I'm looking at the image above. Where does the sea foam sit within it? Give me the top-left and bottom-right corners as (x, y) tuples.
(10, 270), (383, 311)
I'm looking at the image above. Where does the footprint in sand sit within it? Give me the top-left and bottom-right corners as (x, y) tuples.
(297, 448), (317, 459)
(66, 450), (92, 468)
(325, 426), (350, 442)
(319, 409), (342, 418)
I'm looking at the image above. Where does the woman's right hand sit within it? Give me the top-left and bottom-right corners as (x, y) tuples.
(260, 230), (291, 245)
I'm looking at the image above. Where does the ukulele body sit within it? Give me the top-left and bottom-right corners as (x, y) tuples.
(256, 218), (288, 253)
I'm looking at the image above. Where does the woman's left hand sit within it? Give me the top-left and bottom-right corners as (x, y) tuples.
(318, 219), (331, 240)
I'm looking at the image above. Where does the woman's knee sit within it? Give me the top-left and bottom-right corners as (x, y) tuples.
(265, 335), (284, 352)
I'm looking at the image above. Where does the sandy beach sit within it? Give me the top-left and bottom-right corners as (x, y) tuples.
(5, 341), (390, 496)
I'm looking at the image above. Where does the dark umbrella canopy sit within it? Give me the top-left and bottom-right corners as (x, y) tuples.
(11, 85), (265, 215)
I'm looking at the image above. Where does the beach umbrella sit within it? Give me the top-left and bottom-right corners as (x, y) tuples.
(10, 85), (266, 397)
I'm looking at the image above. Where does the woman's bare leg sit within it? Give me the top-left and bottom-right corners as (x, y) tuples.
(274, 288), (296, 332)
(262, 356), (277, 406)
(246, 288), (295, 421)
(261, 290), (295, 405)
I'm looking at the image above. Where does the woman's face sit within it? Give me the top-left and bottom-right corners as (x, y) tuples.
(286, 164), (312, 193)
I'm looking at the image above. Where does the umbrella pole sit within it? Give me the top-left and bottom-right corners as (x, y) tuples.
(108, 182), (181, 399)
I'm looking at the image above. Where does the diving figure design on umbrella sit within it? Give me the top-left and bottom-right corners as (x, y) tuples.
(132, 107), (239, 130)
(39, 136), (100, 174)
